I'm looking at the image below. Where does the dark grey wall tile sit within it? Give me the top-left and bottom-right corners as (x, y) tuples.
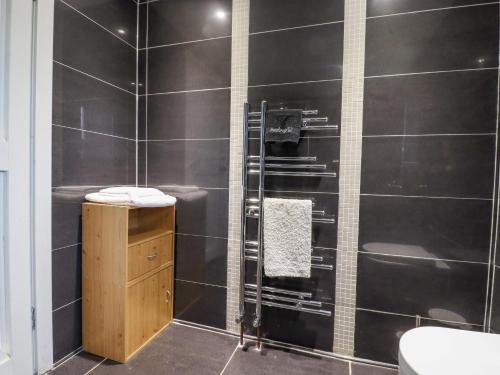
(138, 3), (147, 49)
(145, 89), (230, 140)
(363, 70), (499, 135)
(174, 281), (226, 329)
(361, 135), (495, 198)
(52, 187), (88, 249)
(359, 195), (492, 263)
(356, 253), (488, 324)
(355, 309), (415, 364)
(249, 23), (344, 86)
(243, 303), (335, 352)
(52, 126), (136, 187)
(138, 50), (147, 95)
(250, 0), (344, 33)
(175, 234), (227, 287)
(248, 80), (342, 137)
(147, 38), (231, 93)
(52, 245), (82, 309)
(54, 0), (136, 92)
(147, 140), (229, 188)
(148, 0), (232, 46)
(137, 141), (147, 186)
(53, 63), (136, 139)
(158, 186), (228, 238)
(53, 300), (82, 363)
(490, 266), (500, 333)
(367, 0), (493, 17)
(365, 5), (499, 76)
(62, 0), (137, 46)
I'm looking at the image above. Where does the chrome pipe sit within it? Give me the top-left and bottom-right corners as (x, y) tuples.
(254, 100), (267, 329)
(246, 283), (312, 298)
(245, 298), (332, 317)
(245, 291), (323, 307)
(248, 156), (318, 162)
(238, 103), (250, 329)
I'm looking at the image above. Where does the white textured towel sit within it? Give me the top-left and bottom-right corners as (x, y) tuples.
(263, 198), (312, 278)
(85, 187), (176, 207)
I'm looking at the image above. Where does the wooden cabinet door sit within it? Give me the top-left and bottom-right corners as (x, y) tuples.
(126, 267), (172, 357)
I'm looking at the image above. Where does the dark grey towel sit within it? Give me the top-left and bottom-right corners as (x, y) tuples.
(265, 109), (303, 143)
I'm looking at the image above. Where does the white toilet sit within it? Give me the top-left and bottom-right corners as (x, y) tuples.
(399, 327), (500, 375)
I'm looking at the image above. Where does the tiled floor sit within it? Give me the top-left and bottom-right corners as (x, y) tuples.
(48, 323), (397, 375)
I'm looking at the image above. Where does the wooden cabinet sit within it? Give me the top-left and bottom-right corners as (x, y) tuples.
(82, 203), (175, 363)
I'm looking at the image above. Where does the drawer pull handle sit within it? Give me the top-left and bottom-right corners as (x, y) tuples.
(166, 290), (171, 303)
(147, 253), (158, 261)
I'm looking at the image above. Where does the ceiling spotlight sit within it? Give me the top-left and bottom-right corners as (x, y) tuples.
(117, 28), (126, 35)
(214, 9), (227, 20)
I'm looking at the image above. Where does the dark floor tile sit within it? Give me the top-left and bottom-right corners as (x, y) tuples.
(367, 0), (494, 17)
(91, 324), (237, 375)
(147, 38), (231, 93)
(356, 253), (488, 324)
(359, 195), (492, 263)
(354, 309), (415, 364)
(248, 80), (342, 138)
(53, 63), (136, 139)
(249, 0), (344, 33)
(249, 23), (344, 86)
(224, 344), (348, 375)
(49, 351), (104, 375)
(365, 4), (499, 76)
(62, 0), (137, 46)
(158, 186), (228, 238)
(52, 244), (82, 309)
(351, 362), (398, 375)
(54, 0), (136, 92)
(174, 281), (227, 329)
(175, 234), (227, 287)
(53, 300), (83, 363)
(52, 126), (136, 187)
(361, 135), (495, 199)
(363, 70), (498, 136)
(147, 0), (232, 46)
(147, 140), (229, 188)
(143, 89), (230, 140)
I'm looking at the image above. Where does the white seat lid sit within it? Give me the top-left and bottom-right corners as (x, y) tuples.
(399, 327), (500, 375)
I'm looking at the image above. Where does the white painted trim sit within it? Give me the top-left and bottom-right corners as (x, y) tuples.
(33, 0), (54, 373)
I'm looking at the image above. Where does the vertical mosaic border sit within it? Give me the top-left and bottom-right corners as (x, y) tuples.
(333, 0), (367, 356)
(226, 0), (250, 333)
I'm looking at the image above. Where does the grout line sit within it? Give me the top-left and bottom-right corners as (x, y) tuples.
(84, 357), (108, 375)
(356, 307), (484, 327)
(360, 193), (492, 201)
(52, 298), (82, 313)
(175, 278), (227, 289)
(358, 249), (489, 265)
(365, 67), (498, 79)
(248, 78), (342, 88)
(219, 344), (239, 375)
(144, 35), (232, 50)
(141, 86), (231, 96)
(52, 242), (81, 252)
(53, 60), (136, 95)
(52, 123), (136, 141)
(51, 347), (83, 369)
(250, 20), (344, 35)
(366, 1), (499, 19)
(177, 233), (228, 240)
(135, 0), (139, 187)
(58, 0), (137, 50)
(363, 133), (496, 138)
(146, 137), (230, 142)
(145, 0), (150, 187)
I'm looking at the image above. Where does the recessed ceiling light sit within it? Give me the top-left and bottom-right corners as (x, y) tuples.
(117, 28), (126, 35)
(214, 10), (226, 20)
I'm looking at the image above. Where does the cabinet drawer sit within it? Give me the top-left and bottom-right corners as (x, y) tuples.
(127, 234), (172, 281)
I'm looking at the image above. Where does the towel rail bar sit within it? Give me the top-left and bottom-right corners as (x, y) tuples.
(248, 117), (328, 125)
(245, 298), (332, 317)
(245, 283), (312, 298)
(248, 156), (318, 162)
(248, 109), (319, 117)
(248, 124), (338, 132)
(248, 170), (337, 178)
(244, 291), (323, 307)
(245, 255), (334, 271)
(248, 162), (327, 170)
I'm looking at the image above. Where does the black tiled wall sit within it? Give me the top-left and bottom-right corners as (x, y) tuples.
(356, 1), (500, 364)
(243, 0), (344, 351)
(137, 0), (232, 330)
(52, 0), (137, 363)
